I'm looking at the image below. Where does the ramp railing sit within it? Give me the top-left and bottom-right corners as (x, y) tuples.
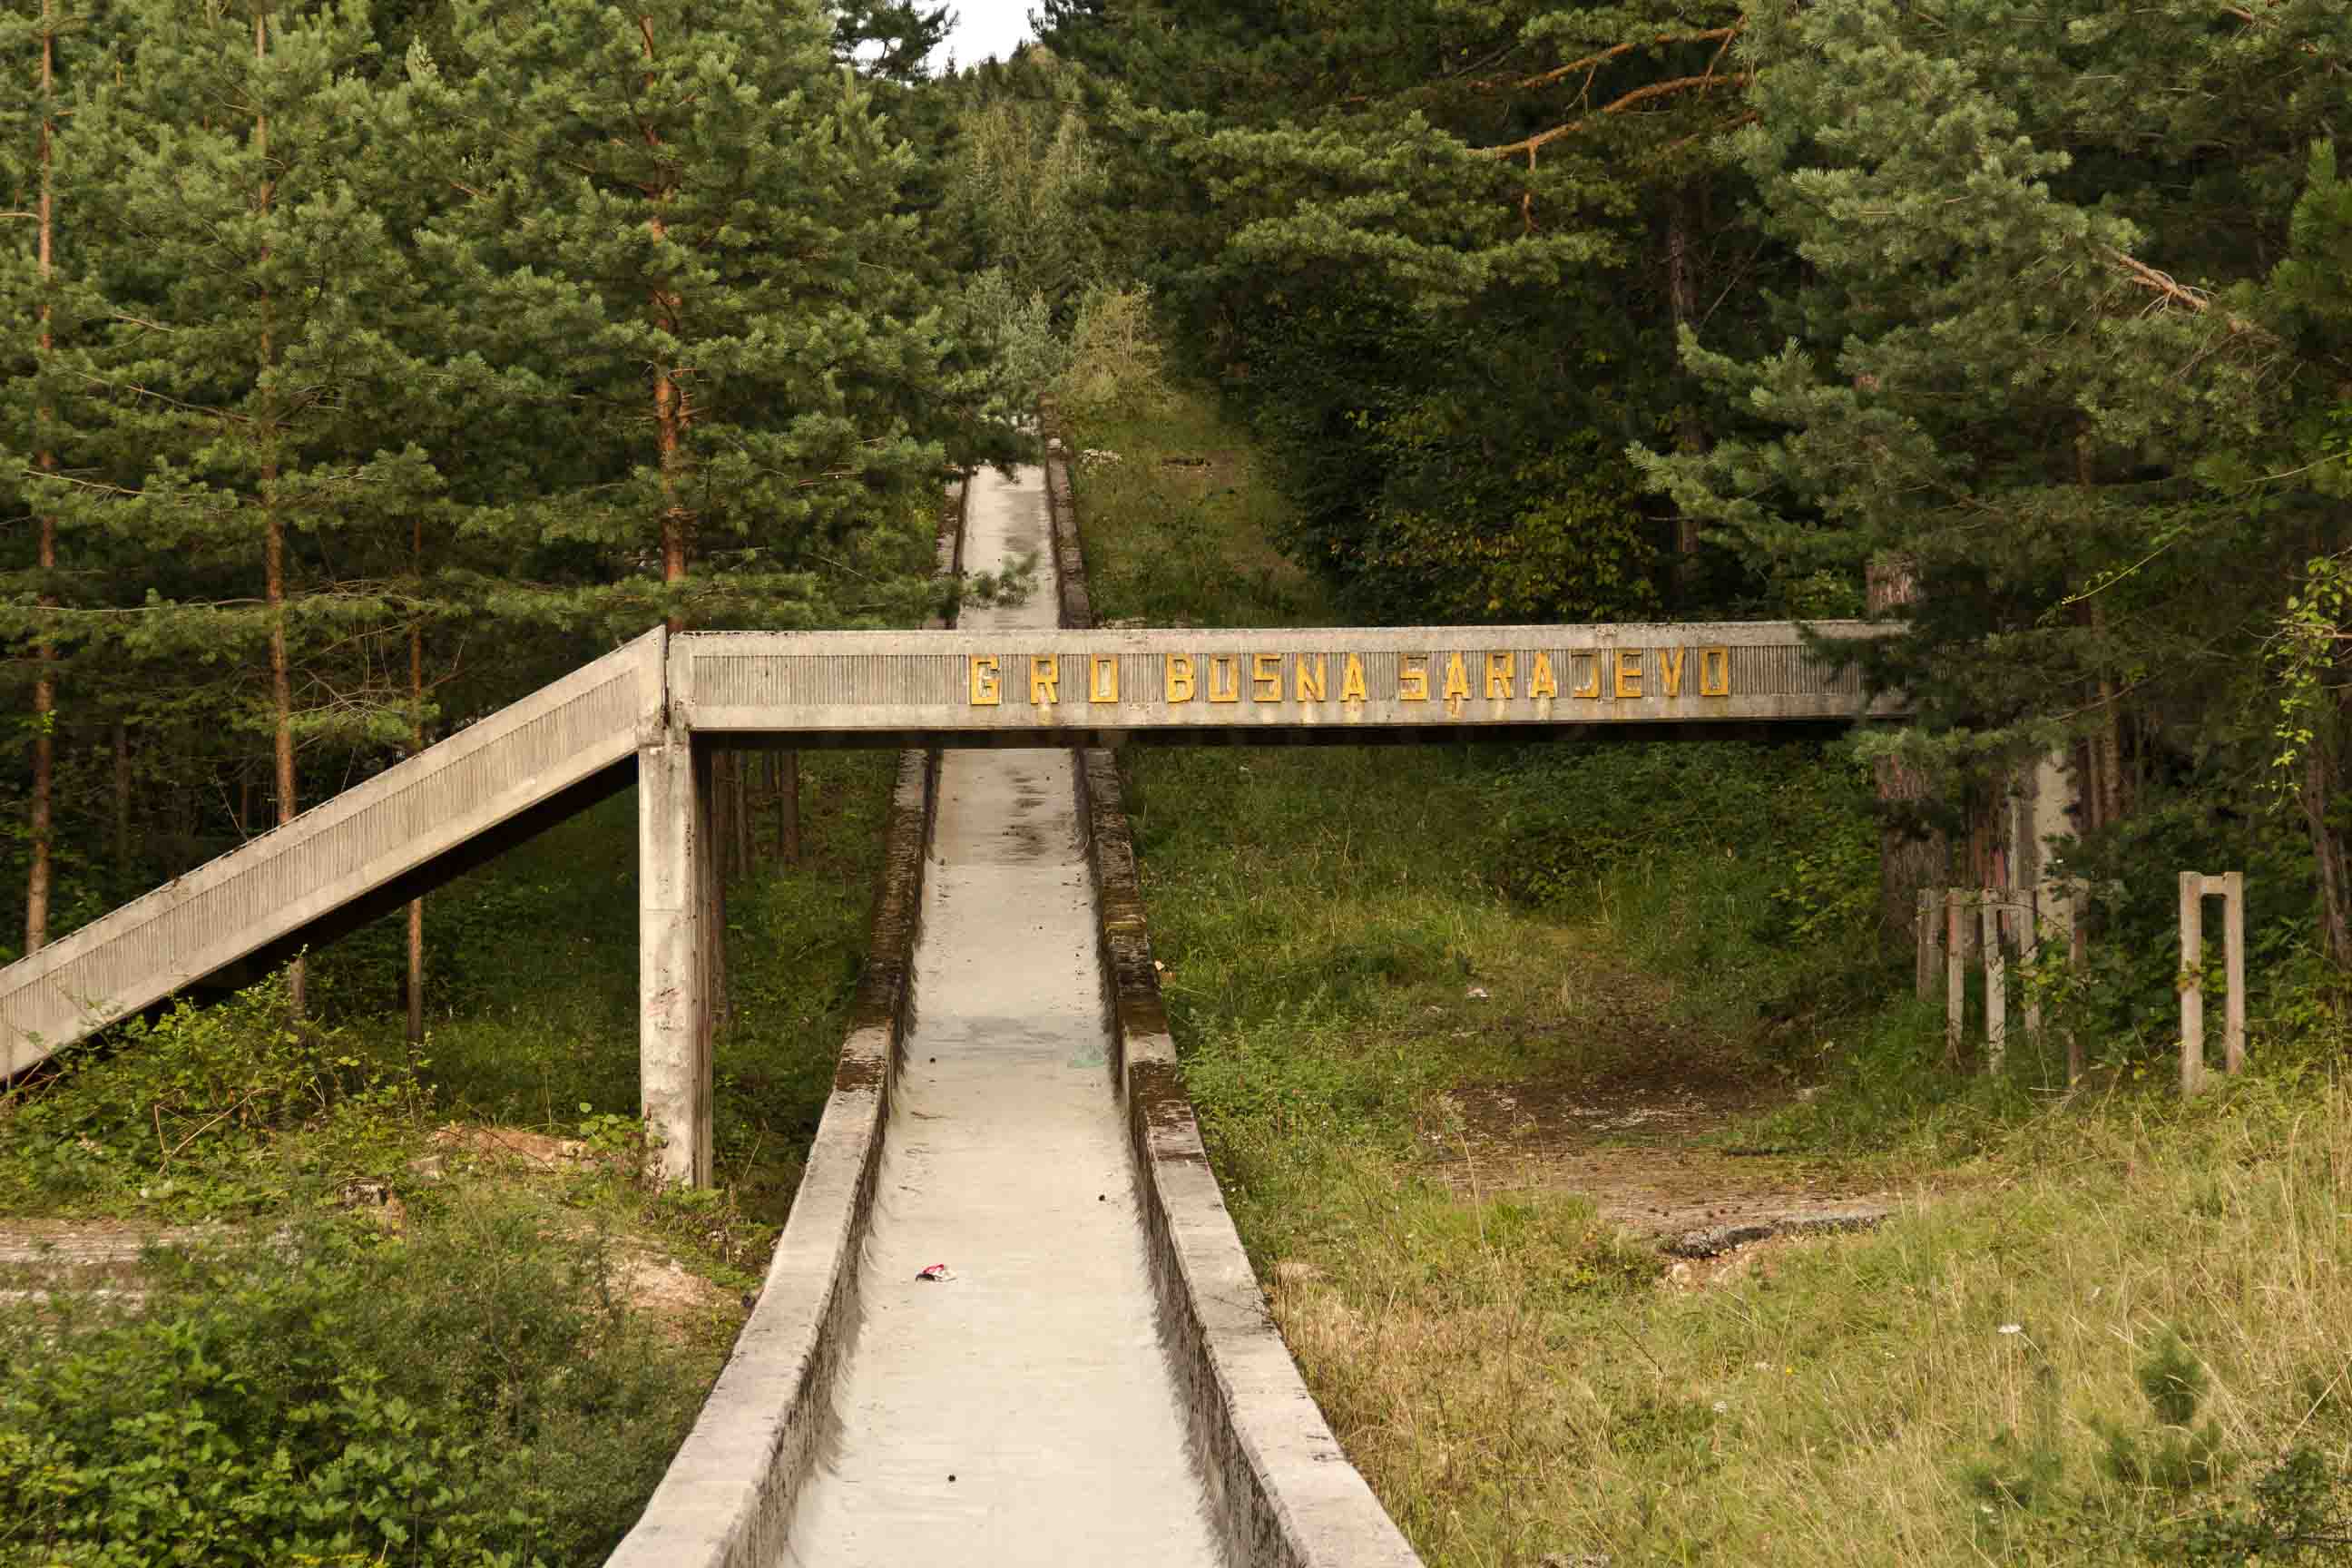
(1, 630), (666, 1076)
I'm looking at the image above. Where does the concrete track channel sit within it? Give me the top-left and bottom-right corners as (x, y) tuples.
(775, 466), (1220, 1565)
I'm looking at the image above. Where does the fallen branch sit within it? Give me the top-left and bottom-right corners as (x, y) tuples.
(157, 1089), (265, 1175)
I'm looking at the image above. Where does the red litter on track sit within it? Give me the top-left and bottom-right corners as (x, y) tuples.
(916, 1263), (956, 1282)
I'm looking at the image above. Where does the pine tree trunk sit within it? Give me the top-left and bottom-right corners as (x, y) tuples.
(407, 563), (426, 1045)
(1667, 188), (1707, 605)
(642, 15), (691, 636)
(2302, 746), (2352, 967)
(2076, 436), (2127, 834)
(1867, 554), (1945, 954)
(26, 635), (52, 957)
(257, 5), (300, 1011)
(267, 509), (300, 1008)
(24, 2), (57, 956)
(777, 750), (800, 864)
(731, 754), (751, 880)
(113, 720), (130, 872)
(656, 354), (688, 631)
(2092, 671), (2124, 828)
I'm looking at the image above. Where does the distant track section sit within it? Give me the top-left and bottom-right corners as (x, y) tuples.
(769, 468), (1224, 1565)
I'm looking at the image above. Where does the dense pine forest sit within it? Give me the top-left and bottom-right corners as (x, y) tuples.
(5, 0), (2349, 987)
(3, 2), (2352, 1563)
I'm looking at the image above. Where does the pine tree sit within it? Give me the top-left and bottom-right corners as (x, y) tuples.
(421, 0), (957, 638)
(1030, 0), (1769, 621)
(1637, 0), (2352, 943)
(74, 0), (450, 997)
(0, 0), (123, 956)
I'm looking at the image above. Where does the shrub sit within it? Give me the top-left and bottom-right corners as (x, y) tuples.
(1, 975), (424, 1211)
(0, 1202), (703, 1567)
(1054, 284), (1173, 420)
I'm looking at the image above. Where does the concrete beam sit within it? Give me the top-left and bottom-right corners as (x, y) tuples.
(670, 622), (1896, 740)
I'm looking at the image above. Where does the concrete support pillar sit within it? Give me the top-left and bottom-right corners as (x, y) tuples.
(641, 723), (712, 1187)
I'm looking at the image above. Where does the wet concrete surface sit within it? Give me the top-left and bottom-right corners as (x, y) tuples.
(776, 466), (1222, 1567)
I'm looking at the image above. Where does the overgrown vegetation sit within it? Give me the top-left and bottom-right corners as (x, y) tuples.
(2, 1202), (711, 1567)
(0, 751), (893, 1561)
(1074, 387), (2352, 1567)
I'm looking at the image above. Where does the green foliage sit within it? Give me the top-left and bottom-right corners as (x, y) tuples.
(1030, 0), (1756, 622)
(0, 0), (994, 958)
(956, 269), (1069, 423)
(0, 975), (425, 1214)
(1349, 425), (1658, 625)
(1485, 740), (1870, 906)
(1963, 1366), (2068, 1519)
(2138, 1328), (2209, 1430)
(0, 1204), (708, 1567)
(1068, 392), (2352, 1568)
(1053, 283), (1174, 423)
(1639, 0), (2352, 949)
(1063, 398), (1320, 629)
(2164, 1447), (2352, 1564)
(1240, 288), (1680, 626)
(942, 95), (1102, 314)
(2044, 794), (2320, 1060)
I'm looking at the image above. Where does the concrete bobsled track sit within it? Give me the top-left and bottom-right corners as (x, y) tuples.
(608, 460), (1422, 1568)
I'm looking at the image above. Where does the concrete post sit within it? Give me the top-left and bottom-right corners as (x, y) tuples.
(1982, 893), (2005, 1074)
(2219, 871), (2246, 1076)
(641, 722), (712, 1186)
(1945, 888), (1966, 1063)
(2179, 871), (2205, 1098)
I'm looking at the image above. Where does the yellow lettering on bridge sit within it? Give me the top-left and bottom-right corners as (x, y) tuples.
(956, 642), (1768, 715)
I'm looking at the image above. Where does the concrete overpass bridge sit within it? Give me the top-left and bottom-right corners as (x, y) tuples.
(0, 459), (1894, 1568)
(0, 619), (1881, 1171)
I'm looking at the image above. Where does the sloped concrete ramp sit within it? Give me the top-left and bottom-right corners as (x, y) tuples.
(0, 632), (665, 1077)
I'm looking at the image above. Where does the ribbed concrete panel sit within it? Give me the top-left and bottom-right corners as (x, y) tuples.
(0, 631), (665, 1075)
(671, 622), (1887, 737)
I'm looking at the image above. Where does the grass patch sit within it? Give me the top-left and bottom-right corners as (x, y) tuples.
(1065, 400), (1324, 628)
(1073, 386), (2352, 1566)
(1270, 1082), (2352, 1566)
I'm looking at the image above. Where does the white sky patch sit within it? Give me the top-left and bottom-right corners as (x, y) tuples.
(934, 0), (1035, 69)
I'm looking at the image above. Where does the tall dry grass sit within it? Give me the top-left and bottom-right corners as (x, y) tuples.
(1270, 1083), (2352, 1565)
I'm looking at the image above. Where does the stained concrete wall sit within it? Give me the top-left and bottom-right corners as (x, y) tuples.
(772, 466), (1223, 1564)
(612, 477), (966, 1550)
(607, 747), (938, 1568)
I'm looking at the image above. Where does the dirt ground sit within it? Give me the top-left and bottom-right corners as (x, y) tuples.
(1432, 1045), (1901, 1264)
(0, 1124), (733, 1332)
